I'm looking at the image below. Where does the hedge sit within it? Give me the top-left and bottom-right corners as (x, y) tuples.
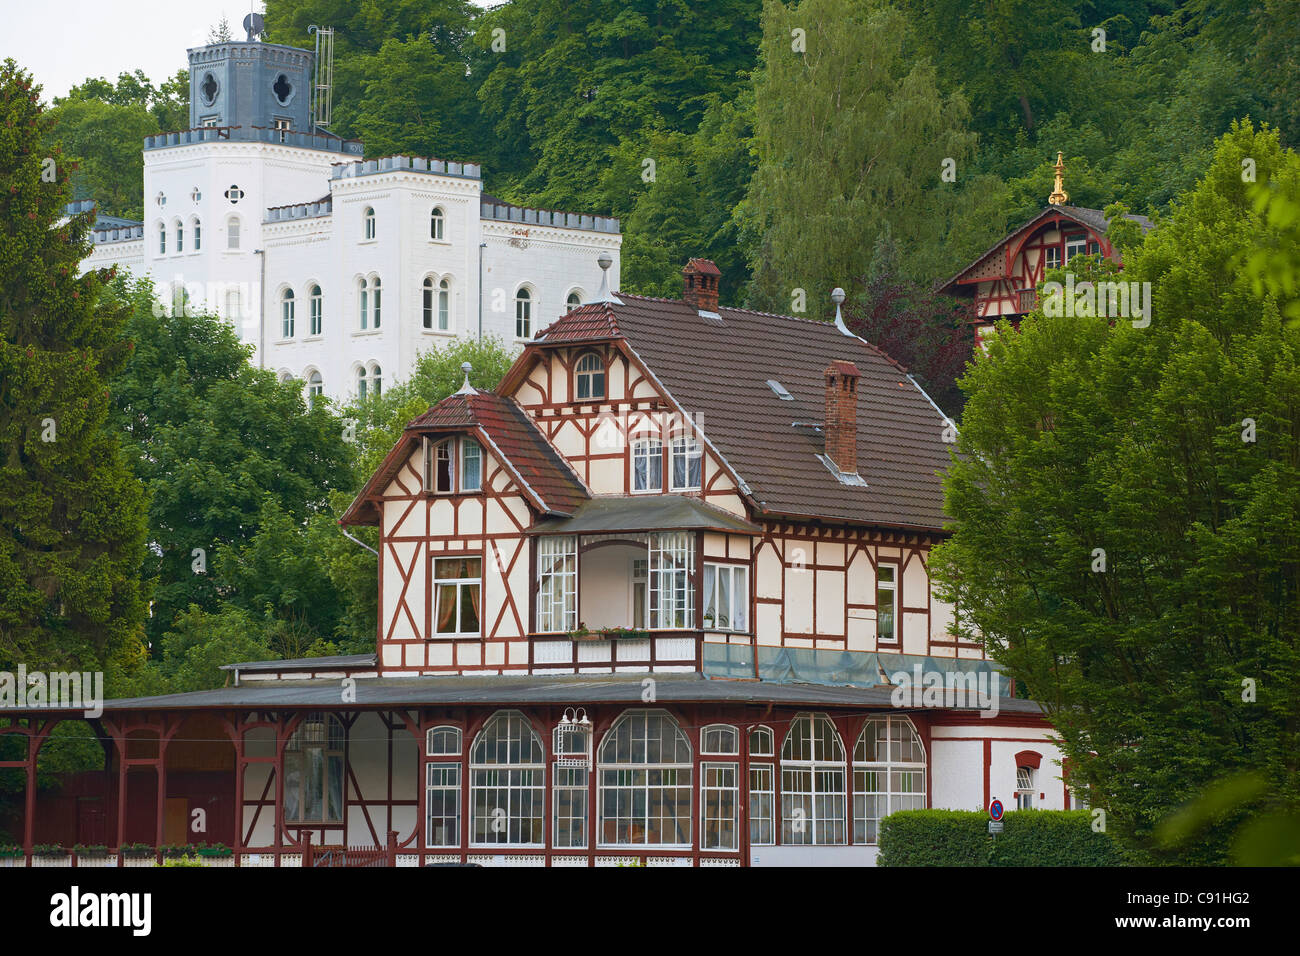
(878, 809), (1125, 866)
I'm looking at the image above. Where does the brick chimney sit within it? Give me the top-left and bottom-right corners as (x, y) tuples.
(824, 360), (860, 474)
(682, 258), (721, 313)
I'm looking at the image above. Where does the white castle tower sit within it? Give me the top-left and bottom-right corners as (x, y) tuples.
(79, 18), (622, 401)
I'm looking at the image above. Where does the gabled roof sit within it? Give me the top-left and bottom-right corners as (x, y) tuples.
(341, 392), (588, 526)
(525, 293), (953, 532)
(938, 204), (1155, 295)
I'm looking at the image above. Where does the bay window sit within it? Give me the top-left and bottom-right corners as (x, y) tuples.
(536, 535), (577, 633)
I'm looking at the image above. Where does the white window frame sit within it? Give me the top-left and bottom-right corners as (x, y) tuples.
(597, 709), (693, 848)
(460, 437), (482, 492)
(701, 724), (739, 755)
(425, 763), (461, 848)
(470, 711), (545, 847)
(281, 288), (295, 339)
(430, 206), (445, 241)
(515, 288), (532, 339)
(363, 206), (376, 240)
(876, 562), (899, 644)
(536, 535), (578, 634)
(575, 352), (605, 401)
(192, 218), (201, 251)
(749, 725), (774, 757)
(226, 216), (240, 250)
(438, 278), (450, 331)
(701, 761), (739, 851)
(703, 562), (749, 632)
(309, 285), (322, 336)
(1016, 766), (1035, 810)
(853, 716), (926, 845)
(749, 763), (775, 846)
(669, 436), (703, 492)
(433, 555), (482, 637)
(648, 532), (694, 630)
(158, 222), (166, 255)
(174, 219), (183, 253)
(631, 437), (663, 494)
(1064, 234), (1087, 264)
(553, 764), (588, 849)
(780, 713), (847, 846)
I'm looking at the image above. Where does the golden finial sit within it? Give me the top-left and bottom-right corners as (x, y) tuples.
(1048, 151), (1069, 206)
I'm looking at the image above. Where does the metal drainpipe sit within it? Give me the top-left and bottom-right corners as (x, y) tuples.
(254, 248), (266, 367)
(478, 241), (487, 340)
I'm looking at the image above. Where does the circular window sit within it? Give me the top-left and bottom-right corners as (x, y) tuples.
(200, 72), (219, 106)
(273, 74), (293, 106)
(224, 185), (244, 204)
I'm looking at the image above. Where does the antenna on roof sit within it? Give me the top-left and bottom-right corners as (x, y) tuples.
(831, 287), (853, 336)
(308, 25), (335, 129)
(586, 251), (623, 306)
(243, 12), (266, 41)
(456, 362), (476, 395)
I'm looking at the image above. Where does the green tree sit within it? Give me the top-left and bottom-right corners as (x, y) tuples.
(0, 60), (149, 674)
(743, 0), (1002, 318)
(106, 279), (353, 645)
(931, 122), (1300, 864)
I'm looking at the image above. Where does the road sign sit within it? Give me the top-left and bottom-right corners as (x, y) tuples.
(989, 799), (1004, 822)
(988, 820), (1004, 835)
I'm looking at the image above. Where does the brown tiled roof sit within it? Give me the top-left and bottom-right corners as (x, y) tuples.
(341, 392), (588, 526)
(544, 294), (953, 531)
(684, 258), (721, 276)
(534, 302), (623, 344)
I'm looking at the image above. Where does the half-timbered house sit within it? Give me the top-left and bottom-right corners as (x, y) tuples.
(2, 259), (1070, 867)
(940, 153), (1154, 341)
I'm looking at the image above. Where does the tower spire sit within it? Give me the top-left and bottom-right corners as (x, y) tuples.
(1048, 151), (1069, 206)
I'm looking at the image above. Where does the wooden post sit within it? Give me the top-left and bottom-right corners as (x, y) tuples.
(386, 829), (398, 867)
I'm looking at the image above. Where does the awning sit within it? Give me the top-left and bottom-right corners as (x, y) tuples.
(525, 495), (761, 536)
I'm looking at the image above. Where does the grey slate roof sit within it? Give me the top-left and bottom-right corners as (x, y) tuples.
(14, 673), (1045, 715)
(526, 495), (761, 536)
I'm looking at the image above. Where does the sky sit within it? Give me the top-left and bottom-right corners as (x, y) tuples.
(0, 0), (492, 102)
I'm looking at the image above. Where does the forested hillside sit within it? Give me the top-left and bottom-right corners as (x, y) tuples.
(44, 0), (1297, 311)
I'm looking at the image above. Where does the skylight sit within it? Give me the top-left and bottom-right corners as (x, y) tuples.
(767, 379), (793, 401)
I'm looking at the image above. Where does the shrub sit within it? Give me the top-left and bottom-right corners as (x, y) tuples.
(879, 809), (1125, 866)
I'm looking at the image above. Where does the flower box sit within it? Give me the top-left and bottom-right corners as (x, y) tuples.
(568, 627), (650, 642)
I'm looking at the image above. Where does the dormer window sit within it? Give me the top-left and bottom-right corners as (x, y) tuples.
(461, 439), (482, 492)
(575, 352), (605, 400)
(424, 436), (483, 495)
(566, 291), (582, 312)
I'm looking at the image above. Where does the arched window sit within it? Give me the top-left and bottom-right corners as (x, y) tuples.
(566, 290), (582, 312)
(280, 288), (295, 339)
(309, 284), (322, 336)
(306, 369), (323, 401)
(422, 277), (435, 330)
(157, 222), (166, 255)
(363, 206), (376, 240)
(781, 713), (846, 845)
(853, 716), (926, 844)
(575, 352), (605, 401)
(749, 724), (776, 846)
(515, 288), (532, 339)
(371, 276), (382, 328)
(430, 206), (445, 240)
(358, 277), (369, 329)
(598, 709), (692, 846)
(276, 369), (291, 383)
(438, 278), (450, 331)
(285, 713), (345, 824)
(356, 365), (368, 399)
(192, 217), (201, 251)
(174, 219), (184, 253)
(702, 724), (739, 755)
(470, 711), (545, 846)
(227, 216), (241, 250)
(1016, 765), (1036, 810)
(371, 363), (382, 395)
(426, 725), (462, 847)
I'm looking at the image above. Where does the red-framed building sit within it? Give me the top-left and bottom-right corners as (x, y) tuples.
(2, 259), (1071, 867)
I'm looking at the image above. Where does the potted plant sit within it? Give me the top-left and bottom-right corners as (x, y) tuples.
(73, 844), (109, 859)
(196, 842), (233, 858)
(31, 844), (68, 864)
(161, 843), (197, 859)
(121, 843), (155, 860)
(0, 845), (23, 867)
